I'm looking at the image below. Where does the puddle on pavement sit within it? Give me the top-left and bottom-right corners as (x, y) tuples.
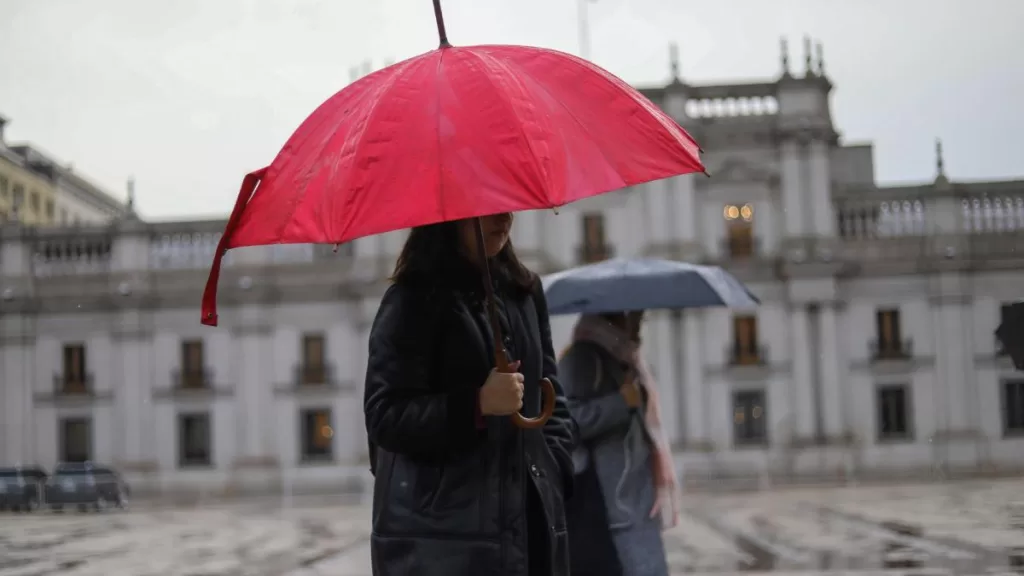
(881, 521), (926, 570)
(732, 534), (776, 572)
(682, 506), (1024, 574)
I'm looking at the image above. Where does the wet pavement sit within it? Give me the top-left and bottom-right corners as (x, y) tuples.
(1, 479), (1023, 575)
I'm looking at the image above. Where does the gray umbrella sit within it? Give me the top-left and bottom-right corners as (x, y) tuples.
(541, 257), (759, 316)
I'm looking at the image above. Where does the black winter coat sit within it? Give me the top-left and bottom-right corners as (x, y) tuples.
(364, 275), (578, 576)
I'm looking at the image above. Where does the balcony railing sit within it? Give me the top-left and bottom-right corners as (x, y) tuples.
(726, 345), (768, 367)
(295, 363), (335, 387)
(869, 339), (914, 361)
(172, 368), (212, 389)
(53, 373), (93, 395)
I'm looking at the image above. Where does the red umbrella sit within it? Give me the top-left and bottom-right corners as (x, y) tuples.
(201, 0), (705, 427)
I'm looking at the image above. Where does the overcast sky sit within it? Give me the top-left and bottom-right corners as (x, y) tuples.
(1, 0), (1021, 220)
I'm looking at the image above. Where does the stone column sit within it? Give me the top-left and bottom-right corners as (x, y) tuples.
(681, 311), (707, 445)
(0, 316), (34, 465)
(807, 140), (835, 236)
(672, 174), (703, 262)
(232, 304), (275, 463)
(789, 306), (815, 440)
(352, 321), (373, 463)
(513, 209), (541, 259)
(780, 138), (806, 237)
(648, 313), (680, 442)
(818, 303), (844, 437)
(352, 296), (381, 463)
(933, 297), (971, 431)
(111, 311), (152, 465)
(643, 179), (672, 251)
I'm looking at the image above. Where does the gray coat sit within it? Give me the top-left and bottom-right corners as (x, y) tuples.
(559, 341), (669, 576)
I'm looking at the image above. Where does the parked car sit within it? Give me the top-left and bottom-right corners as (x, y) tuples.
(0, 466), (48, 512)
(45, 462), (130, 512)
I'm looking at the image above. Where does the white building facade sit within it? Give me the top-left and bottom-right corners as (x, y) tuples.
(2, 41), (1023, 496)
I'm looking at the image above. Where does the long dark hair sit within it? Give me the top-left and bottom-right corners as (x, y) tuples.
(391, 220), (536, 299)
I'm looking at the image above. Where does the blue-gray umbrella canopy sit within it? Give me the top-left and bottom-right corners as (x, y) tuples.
(541, 257), (759, 316)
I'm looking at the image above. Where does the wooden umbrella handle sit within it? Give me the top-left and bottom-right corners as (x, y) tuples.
(495, 351), (555, 429)
(473, 218), (554, 429)
(510, 378), (555, 429)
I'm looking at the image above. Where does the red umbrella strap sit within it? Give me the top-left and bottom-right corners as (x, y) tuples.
(201, 167), (268, 327)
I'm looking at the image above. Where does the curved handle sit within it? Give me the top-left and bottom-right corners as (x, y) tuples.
(510, 378), (555, 429)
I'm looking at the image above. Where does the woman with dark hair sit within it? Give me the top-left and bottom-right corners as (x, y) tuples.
(364, 213), (578, 576)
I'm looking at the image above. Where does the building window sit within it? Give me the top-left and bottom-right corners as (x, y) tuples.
(12, 183), (24, 207)
(179, 340), (207, 388)
(730, 315), (763, 365)
(579, 212), (611, 263)
(723, 203), (755, 258)
(0, 175), (8, 196)
(300, 408), (334, 462)
(872, 308), (910, 359)
(60, 418), (92, 463)
(997, 303), (1017, 356)
(1004, 380), (1024, 436)
(178, 413), (212, 467)
(733, 390), (767, 446)
(877, 384), (912, 441)
(60, 343), (88, 393)
(29, 190), (40, 213)
(300, 333), (327, 385)
(45, 199), (55, 220)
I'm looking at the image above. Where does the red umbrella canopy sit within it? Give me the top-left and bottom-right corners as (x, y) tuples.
(201, 5), (704, 327)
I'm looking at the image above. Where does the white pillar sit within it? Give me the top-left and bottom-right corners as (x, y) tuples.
(233, 306), (274, 460)
(818, 304), (844, 437)
(513, 209), (541, 253)
(1, 318), (34, 465)
(808, 140), (835, 236)
(934, 299), (971, 431)
(648, 313), (679, 442)
(380, 229), (408, 262)
(681, 311), (707, 443)
(959, 300), (979, 431)
(352, 297), (379, 463)
(644, 179), (672, 247)
(114, 333), (144, 463)
(672, 174), (698, 244)
(780, 139), (806, 237)
(789, 306), (815, 440)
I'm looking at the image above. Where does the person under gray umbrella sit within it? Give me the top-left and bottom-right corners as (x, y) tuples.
(559, 310), (678, 576)
(543, 257), (758, 576)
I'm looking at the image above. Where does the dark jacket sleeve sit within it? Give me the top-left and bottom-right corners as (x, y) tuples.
(558, 343), (633, 443)
(533, 280), (579, 497)
(364, 283), (481, 460)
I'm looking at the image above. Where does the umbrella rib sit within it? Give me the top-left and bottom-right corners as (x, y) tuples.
(463, 49), (550, 203)
(493, 49), (625, 199)
(434, 49), (448, 221)
(563, 51), (701, 152)
(280, 57), (424, 243)
(518, 49), (700, 174)
(261, 77), (380, 244)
